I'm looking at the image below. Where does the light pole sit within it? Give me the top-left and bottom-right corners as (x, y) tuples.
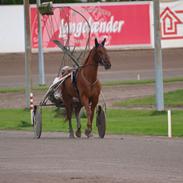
(24, 0), (32, 109)
(37, 0), (45, 85)
(153, 0), (164, 111)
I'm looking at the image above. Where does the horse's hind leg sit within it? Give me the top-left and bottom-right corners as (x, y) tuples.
(68, 117), (74, 138)
(74, 104), (82, 138)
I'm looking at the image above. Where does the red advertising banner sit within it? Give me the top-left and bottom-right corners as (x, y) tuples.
(31, 2), (151, 49)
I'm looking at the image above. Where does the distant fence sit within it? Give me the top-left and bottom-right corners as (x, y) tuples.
(0, 1), (183, 53)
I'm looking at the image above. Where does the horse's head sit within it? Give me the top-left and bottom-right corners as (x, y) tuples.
(94, 38), (111, 70)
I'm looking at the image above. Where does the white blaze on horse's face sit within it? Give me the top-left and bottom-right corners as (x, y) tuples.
(95, 38), (111, 70)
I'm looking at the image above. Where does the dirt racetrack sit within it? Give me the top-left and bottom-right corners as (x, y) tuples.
(0, 131), (183, 183)
(0, 48), (183, 87)
(0, 49), (183, 183)
(0, 48), (183, 108)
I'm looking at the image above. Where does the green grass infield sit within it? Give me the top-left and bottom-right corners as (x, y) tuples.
(114, 89), (183, 108)
(0, 108), (183, 137)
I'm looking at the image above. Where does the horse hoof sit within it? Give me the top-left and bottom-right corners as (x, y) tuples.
(69, 132), (75, 139)
(75, 129), (81, 138)
(85, 128), (92, 138)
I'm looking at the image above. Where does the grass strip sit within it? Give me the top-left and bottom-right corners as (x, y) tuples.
(102, 77), (183, 87)
(0, 85), (48, 94)
(114, 89), (183, 108)
(0, 108), (183, 137)
(1, 77), (183, 93)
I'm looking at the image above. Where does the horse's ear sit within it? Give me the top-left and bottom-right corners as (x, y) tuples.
(95, 38), (99, 47)
(101, 38), (106, 46)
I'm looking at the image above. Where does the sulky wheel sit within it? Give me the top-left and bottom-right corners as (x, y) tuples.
(96, 105), (106, 138)
(33, 105), (42, 139)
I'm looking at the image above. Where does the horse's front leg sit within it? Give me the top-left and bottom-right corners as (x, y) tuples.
(90, 96), (99, 130)
(68, 118), (74, 138)
(81, 95), (92, 137)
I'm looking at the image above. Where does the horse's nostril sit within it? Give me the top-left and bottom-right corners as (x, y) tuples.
(105, 64), (111, 70)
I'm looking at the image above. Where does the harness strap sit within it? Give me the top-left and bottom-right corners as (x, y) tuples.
(81, 69), (98, 87)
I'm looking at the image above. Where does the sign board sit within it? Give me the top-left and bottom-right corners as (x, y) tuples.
(160, 1), (183, 48)
(1, 2), (183, 53)
(30, 2), (152, 50)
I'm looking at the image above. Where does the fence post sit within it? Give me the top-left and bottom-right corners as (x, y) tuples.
(37, 0), (45, 85)
(168, 109), (172, 138)
(30, 93), (34, 125)
(24, 0), (32, 109)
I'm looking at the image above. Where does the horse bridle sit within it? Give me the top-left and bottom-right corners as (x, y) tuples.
(79, 54), (107, 68)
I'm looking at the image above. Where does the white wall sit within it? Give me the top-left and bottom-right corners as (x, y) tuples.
(0, 6), (25, 53)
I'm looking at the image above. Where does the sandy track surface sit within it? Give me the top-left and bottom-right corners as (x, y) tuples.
(0, 49), (183, 87)
(1, 81), (183, 109)
(0, 131), (183, 183)
(1, 49), (183, 108)
(0, 49), (183, 108)
(0, 49), (183, 183)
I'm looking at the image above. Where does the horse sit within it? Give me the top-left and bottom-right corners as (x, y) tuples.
(60, 38), (111, 138)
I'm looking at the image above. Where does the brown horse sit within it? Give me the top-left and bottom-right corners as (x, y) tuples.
(61, 38), (111, 138)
